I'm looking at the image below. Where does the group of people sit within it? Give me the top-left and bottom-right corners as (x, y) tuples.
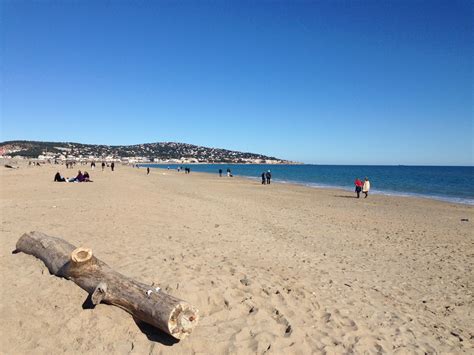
(354, 177), (370, 198)
(218, 168), (233, 177)
(173, 166), (191, 173)
(63, 161), (114, 171)
(217, 168), (273, 184)
(261, 170), (272, 185)
(54, 170), (92, 183)
(100, 162), (114, 171)
(54, 162), (116, 182)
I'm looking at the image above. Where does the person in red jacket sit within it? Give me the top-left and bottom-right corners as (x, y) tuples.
(354, 178), (363, 198)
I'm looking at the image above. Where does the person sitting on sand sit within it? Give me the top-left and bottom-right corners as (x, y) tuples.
(362, 177), (371, 198)
(66, 170), (84, 182)
(77, 171), (85, 182)
(83, 171), (92, 182)
(354, 178), (363, 198)
(54, 172), (66, 182)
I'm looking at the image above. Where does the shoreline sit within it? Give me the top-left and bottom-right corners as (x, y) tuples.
(143, 164), (474, 206)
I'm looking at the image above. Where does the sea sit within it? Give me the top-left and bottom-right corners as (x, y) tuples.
(141, 164), (474, 205)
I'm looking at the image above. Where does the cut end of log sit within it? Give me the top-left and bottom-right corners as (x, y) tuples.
(168, 302), (199, 340)
(71, 247), (92, 264)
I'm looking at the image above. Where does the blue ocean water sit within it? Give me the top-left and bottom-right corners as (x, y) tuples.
(142, 164), (474, 205)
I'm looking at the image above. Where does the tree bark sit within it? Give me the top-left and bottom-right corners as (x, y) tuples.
(15, 231), (199, 340)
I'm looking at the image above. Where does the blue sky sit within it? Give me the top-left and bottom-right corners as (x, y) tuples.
(1, 0), (472, 165)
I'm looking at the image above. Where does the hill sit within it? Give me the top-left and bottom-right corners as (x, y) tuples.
(0, 140), (294, 164)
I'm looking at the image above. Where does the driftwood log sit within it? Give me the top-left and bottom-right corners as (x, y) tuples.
(15, 231), (199, 339)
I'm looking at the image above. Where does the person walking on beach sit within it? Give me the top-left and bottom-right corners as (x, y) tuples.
(261, 172), (266, 185)
(101, 162), (105, 171)
(354, 178), (363, 198)
(219, 169), (222, 177)
(362, 177), (371, 198)
(147, 167), (150, 175)
(111, 162), (115, 172)
(265, 170), (272, 184)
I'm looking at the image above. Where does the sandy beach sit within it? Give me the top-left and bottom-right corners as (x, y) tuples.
(0, 162), (472, 354)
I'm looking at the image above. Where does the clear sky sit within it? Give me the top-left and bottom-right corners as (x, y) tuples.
(1, 0), (472, 165)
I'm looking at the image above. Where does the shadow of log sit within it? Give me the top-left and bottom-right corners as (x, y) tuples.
(134, 318), (179, 346)
(82, 294), (96, 309)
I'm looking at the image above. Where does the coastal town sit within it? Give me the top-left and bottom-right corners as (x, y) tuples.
(0, 141), (295, 165)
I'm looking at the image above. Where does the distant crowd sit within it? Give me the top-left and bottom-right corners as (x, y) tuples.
(50, 161), (372, 199)
(31, 160), (117, 171)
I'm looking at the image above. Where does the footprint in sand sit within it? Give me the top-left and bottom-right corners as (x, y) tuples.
(272, 308), (293, 337)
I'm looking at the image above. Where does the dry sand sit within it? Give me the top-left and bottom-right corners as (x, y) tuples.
(0, 162), (473, 354)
